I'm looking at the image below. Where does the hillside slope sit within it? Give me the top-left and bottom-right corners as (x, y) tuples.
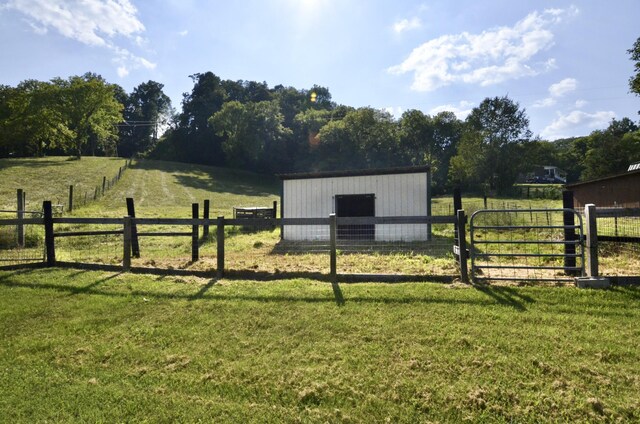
(83, 159), (279, 217)
(0, 157), (279, 217)
(0, 157), (127, 211)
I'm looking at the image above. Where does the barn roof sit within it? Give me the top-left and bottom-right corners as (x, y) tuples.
(278, 165), (430, 180)
(565, 167), (640, 188)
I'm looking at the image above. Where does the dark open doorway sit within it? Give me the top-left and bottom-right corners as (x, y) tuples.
(335, 194), (375, 240)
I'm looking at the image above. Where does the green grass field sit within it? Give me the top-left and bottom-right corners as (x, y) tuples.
(1, 269), (639, 422)
(1, 157), (639, 421)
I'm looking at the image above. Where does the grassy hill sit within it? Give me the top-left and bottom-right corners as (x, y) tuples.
(0, 157), (128, 211)
(0, 157), (279, 217)
(79, 159), (279, 218)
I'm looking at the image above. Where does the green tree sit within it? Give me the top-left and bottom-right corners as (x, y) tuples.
(209, 100), (291, 171)
(173, 72), (227, 165)
(628, 36), (640, 103)
(398, 110), (463, 191)
(581, 118), (640, 180)
(53, 74), (123, 157)
(119, 80), (172, 157)
(314, 107), (401, 171)
(450, 96), (531, 193)
(1, 80), (73, 157)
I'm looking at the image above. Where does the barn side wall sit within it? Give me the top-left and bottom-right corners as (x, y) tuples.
(571, 173), (640, 208)
(283, 172), (429, 241)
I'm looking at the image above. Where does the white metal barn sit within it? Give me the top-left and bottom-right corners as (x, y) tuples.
(279, 166), (431, 241)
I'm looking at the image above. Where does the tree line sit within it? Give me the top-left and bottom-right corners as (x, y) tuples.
(1, 38), (639, 194)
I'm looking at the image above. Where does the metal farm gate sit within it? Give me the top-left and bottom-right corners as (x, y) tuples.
(469, 209), (585, 283)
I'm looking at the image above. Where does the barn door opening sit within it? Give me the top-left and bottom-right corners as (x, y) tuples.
(335, 194), (375, 240)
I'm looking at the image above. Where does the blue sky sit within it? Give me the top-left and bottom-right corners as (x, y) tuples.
(1, 0), (638, 140)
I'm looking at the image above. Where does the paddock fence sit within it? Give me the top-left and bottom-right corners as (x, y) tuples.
(0, 201), (466, 282)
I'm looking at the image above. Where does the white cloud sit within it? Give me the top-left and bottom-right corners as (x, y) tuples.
(429, 100), (474, 119)
(532, 97), (557, 108)
(178, 29), (189, 37)
(384, 106), (404, 118)
(393, 17), (421, 34)
(575, 99), (588, 108)
(533, 77), (578, 108)
(4, 0), (154, 77)
(549, 78), (577, 97)
(388, 8), (576, 91)
(541, 110), (615, 140)
(117, 65), (129, 78)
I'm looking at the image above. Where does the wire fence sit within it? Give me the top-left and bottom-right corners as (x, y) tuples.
(0, 210), (45, 265)
(595, 208), (640, 277)
(67, 159), (131, 212)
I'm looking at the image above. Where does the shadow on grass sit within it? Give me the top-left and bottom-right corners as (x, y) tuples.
(68, 271), (122, 295)
(0, 158), (78, 169)
(132, 159), (278, 197)
(473, 284), (535, 311)
(0, 268), (544, 310)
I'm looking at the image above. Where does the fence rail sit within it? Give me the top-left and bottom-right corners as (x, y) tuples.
(0, 202), (464, 282)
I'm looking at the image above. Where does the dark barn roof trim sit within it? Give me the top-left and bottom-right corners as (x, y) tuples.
(278, 165), (430, 181)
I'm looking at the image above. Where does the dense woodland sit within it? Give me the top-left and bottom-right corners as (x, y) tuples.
(1, 38), (640, 194)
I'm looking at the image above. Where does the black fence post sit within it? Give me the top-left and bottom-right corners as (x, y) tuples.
(123, 216), (132, 272)
(272, 200), (278, 231)
(562, 190), (577, 275)
(43, 201), (55, 266)
(102, 176), (107, 195)
(126, 198), (140, 258)
(203, 199), (210, 238)
(17, 189), (25, 247)
(217, 216), (225, 279)
(192, 203), (199, 262)
(68, 185), (74, 213)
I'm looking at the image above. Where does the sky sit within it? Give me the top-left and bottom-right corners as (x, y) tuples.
(0, 0), (638, 140)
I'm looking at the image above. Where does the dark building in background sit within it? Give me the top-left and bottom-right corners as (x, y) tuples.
(566, 163), (640, 208)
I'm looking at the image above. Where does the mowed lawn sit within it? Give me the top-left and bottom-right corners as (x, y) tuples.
(1, 268), (639, 423)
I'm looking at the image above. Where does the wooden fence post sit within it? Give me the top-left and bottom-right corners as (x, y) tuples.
(192, 203), (199, 262)
(584, 204), (598, 277)
(123, 216), (132, 271)
(68, 185), (74, 213)
(203, 199), (210, 238)
(102, 176), (107, 195)
(125, 198), (140, 258)
(17, 189), (25, 247)
(43, 201), (55, 266)
(330, 213), (337, 282)
(456, 209), (469, 283)
(216, 216), (225, 278)
(562, 190), (577, 275)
